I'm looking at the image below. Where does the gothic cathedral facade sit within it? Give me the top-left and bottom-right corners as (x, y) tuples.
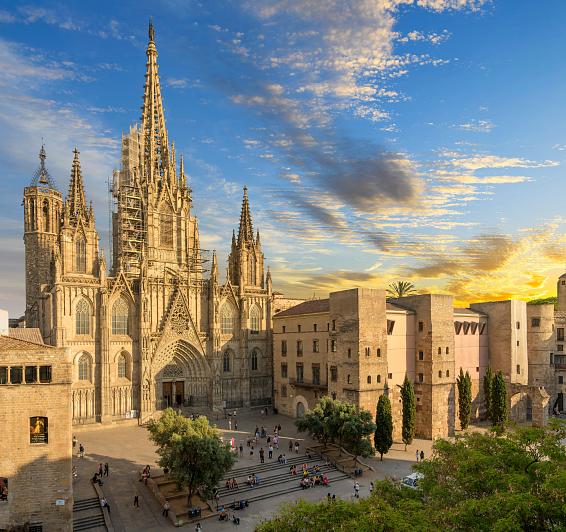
(22, 22), (273, 425)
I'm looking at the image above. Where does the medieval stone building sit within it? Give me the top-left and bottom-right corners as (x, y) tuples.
(22, 22), (273, 425)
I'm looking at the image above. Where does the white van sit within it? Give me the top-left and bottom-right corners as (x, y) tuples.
(401, 472), (423, 490)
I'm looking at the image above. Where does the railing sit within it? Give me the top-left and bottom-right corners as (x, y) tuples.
(289, 378), (327, 390)
(554, 355), (566, 369)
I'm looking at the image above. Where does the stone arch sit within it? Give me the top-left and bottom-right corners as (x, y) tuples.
(220, 302), (236, 335)
(75, 351), (93, 383)
(111, 296), (130, 335)
(249, 304), (261, 333)
(115, 350), (131, 380)
(292, 394), (309, 419)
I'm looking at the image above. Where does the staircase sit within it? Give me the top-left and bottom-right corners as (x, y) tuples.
(73, 497), (106, 531)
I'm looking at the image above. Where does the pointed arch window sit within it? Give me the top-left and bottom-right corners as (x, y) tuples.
(76, 237), (86, 273)
(43, 200), (50, 232)
(250, 306), (261, 333)
(223, 351), (231, 373)
(78, 353), (92, 382)
(248, 257), (256, 285)
(159, 207), (174, 248)
(112, 297), (129, 335)
(75, 299), (90, 335)
(220, 305), (235, 335)
(251, 349), (259, 371)
(117, 352), (128, 379)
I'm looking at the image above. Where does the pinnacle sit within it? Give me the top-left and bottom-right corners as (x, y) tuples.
(237, 186), (254, 244)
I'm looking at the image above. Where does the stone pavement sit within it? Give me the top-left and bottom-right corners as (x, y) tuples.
(73, 411), (433, 531)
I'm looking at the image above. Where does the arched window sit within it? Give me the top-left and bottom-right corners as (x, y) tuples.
(78, 353), (92, 381)
(43, 200), (50, 232)
(112, 298), (129, 335)
(76, 237), (86, 272)
(250, 306), (261, 333)
(223, 351), (231, 373)
(159, 207), (173, 248)
(117, 353), (127, 379)
(251, 349), (259, 371)
(220, 305), (235, 335)
(367, 375), (372, 384)
(30, 199), (36, 230)
(75, 299), (90, 335)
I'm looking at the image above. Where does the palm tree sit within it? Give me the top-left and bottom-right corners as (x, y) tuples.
(387, 281), (417, 298)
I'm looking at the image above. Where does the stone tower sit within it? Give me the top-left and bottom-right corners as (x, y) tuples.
(557, 272), (566, 312)
(23, 146), (63, 326)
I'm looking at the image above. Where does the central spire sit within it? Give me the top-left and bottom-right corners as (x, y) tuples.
(141, 19), (170, 184)
(237, 186), (254, 244)
(66, 148), (88, 221)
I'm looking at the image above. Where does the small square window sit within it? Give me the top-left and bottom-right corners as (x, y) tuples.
(418, 351), (424, 361)
(531, 318), (541, 328)
(330, 366), (338, 382)
(438, 347), (442, 355)
(10, 367), (23, 385)
(377, 375), (381, 383)
(25, 366), (38, 383)
(558, 345), (564, 352)
(347, 374), (351, 384)
(446, 370), (449, 377)
(516, 364), (521, 374)
(367, 375), (372, 384)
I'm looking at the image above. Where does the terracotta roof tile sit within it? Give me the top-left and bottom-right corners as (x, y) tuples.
(9, 328), (44, 345)
(0, 334), (51, 351)
(274, 299), (329, 318)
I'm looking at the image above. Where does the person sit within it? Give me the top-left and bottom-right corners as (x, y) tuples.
(234, 420), (238, 430)
(420, 450), (425, 461)
(247, 475), (253, 486)
(415, 449), (419, 462)
(72, 435), (77, 448)
(322, 474), (329, 486)
(98, 463), (103, 477)
(314, 464), (320, 473)
(104, 463), (109, 477)
(134, 495), (139, 508)
(232, 478), (238, 489)
(72, 466), (78, 479)
(225, 479), (231, 489)
(354, 481), (360, 499)
(332, 494), (336, 501)
(239, 443), (243, 456)
(195, 524), (202, 532)
(162, 501), (170, 517)
(294, 441), (299, 454)
(101, 497), (110, 513)
(228, 419), (232, 430)
(370, 481), (374, 493)
(78, 443), (85, 458)
(288, 440), (293, 452)
(300, 478), (308, 490)
(268, 444), (273, 459)
(232, 514), (240, 525)
(92, 473), (102, 486)
(274, 435), (279, 449)
(259, 447), (265, 463)
(282, 454), (288, 464)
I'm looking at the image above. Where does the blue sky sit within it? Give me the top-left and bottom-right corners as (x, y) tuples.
(1, 0), (565, 316)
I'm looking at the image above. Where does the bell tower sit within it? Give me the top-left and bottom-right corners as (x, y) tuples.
(23, 146), (63, 324)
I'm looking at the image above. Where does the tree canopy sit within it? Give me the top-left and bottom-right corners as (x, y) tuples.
(491, 370), (508, 429)
(386, 281), (417, 298)
(295, 396), (376, 457)
(257, 422), (566, 531)
(147, 408), (235, 504)
(400, 375), (416, 449)
(456, 368), (472, 430)
(374, 394), (393, 460)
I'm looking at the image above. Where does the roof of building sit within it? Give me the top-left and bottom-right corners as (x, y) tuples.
(0, 334), (52, 351)
(386, 301), (414, 313)
(274, 299), (330, 318)
(453, 307), (486, 316)
(8, 328), (44, 344)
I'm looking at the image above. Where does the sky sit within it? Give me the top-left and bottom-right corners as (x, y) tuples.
(1, 0), (566, 317)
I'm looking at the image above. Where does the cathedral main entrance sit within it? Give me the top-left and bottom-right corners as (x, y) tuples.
(162, 381), (184, 407)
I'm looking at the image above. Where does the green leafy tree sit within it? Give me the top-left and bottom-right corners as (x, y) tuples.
(374, 394), (393, 461)
(483, 366), (493, 422)
(387, 281), (417, 298)
(491, 370), (508, 429)
(456, 368), (472, 430)
(257, 422), (566, 532)
(147, 408), (236, 505)
(400, 375), (416, 450)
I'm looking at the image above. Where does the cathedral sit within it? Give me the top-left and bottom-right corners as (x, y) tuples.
(22, 22), (273, 425)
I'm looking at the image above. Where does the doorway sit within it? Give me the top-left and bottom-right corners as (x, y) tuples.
(163, 381), (185, 407)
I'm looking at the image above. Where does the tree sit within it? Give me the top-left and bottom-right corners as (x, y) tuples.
(387, 281), (417, 298)
(491, 370), (508, 429)
(374, 394), (393, 461)
(257, 422), (566, 532)
(456, 368), (472, 430)
(483, 366), (493, 422)
(147, 408), (236, 505)
(295, 397), (375, 458)
(400, 375), (416, 450)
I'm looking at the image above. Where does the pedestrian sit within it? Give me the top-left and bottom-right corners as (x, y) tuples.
(104, 463), (109, 477)
(98, 463), (103, 477)
(268, 444), (273, 459)
(370, 482), (374, 493)
(278, 424), (281, 433)
(72, 435), (77, 448)
(195, 523), (202, 532)
(235, 420), (238, 430)
(289, 440), (293, 452)
(420, 450), (424, 461)
(133, 495), (139, 508)
(354, 482), (360, 499)
(274, 435), (279, 449)
(259, 447), (265, 464)
(162, 501), (170, 517)
(415, 449), (419, 462)
(101, 497), (110, 513)
(228, 419), (232, 430)
(294, 441), (299, 454)
(79, 443), (84, 458)
(239, 443), (243, 456)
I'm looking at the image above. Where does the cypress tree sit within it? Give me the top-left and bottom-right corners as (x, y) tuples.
(491, 370), (508, 429)
(374, 394), (393, 461)
(484, 366), (494, 422)
(401, 375), (416, 450)
(457, 368), (472, 430)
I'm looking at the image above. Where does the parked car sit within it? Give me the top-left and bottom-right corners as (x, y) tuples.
(401, 472), (423, 490)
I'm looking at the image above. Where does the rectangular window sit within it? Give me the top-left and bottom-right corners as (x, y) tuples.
(558, 328), (565, 342)
(517, 340), (520, 347)
(516, 321), (520, 329)
(313, 340), (319, 353)
(418, 373), (424, 383)
(327, 323), (330, 331)
(387, 320), (395, 335)
(550, 353), (554, 365)
(39, 366), (52, 384)
(312, 365), (320, 385)
(25, 366), (37, 383)
(298, 324), (301, 332)
(365, 347), (370, 357)
(331, 340), (337, 352)
(281, 340), (287, 356)
(531, 318), (541, 327)
(297, 340), (303, 356)
(418, 351), (424, 361)
(446, 347), (449, 355)
(282, 326), (286, 333)
(0, 367), (7, 384)
(438, 370), (442, 378)
(516, 364), (521, 374)
(296, 363), (304, 383)
(388, 373), (392, 379)
(10, 366), (23, 385)
(281, 363), (288, 379)
(313, 323), (318, 332)
(281, 384), (287, 397)
(330, 366), (338, 382)
(418, 321), (424, 332)
(30, 416), (48, 444)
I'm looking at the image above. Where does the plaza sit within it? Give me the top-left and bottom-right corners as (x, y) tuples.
(72, 410), (432, 531)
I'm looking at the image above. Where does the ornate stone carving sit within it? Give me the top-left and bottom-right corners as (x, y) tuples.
(163, 364), (184, 378)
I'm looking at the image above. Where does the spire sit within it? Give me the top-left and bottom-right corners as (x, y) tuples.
(141, 18), (170, 184)
(256, 229), (261, 246)
(237, 186), (254, 244)
(30, 144), (57, 189)
(211, 250), (218, 281)
(179, 155), (186, 188)
(66, 148), (88, 220)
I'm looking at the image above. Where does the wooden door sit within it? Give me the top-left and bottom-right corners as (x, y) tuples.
(175, 381), (184, 406)
(163, 382), (172, 407)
